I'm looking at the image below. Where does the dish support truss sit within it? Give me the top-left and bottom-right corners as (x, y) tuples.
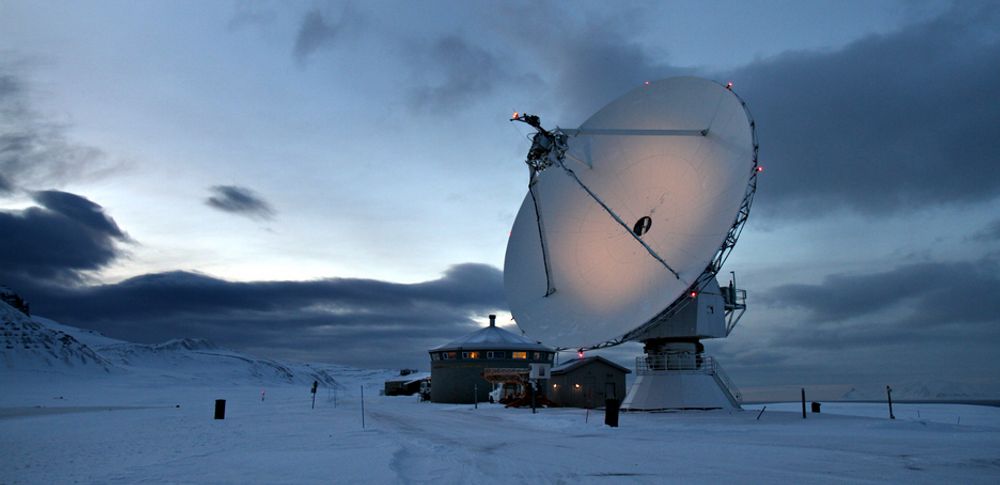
(514, 81), (760, 352)
(613, 84), (759, 349)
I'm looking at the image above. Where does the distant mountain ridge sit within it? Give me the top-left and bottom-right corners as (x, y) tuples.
(1, 299), (341, 387)
(841, 381), (980, 401)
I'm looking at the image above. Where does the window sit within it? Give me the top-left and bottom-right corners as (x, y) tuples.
(463, 351), (480, 359)
(533, 352), (540, 360)
(487, 351), (505, 359)
(442, 352), (456, 360)
(512, 351), (527, 359)
(431, 353), (440, 361)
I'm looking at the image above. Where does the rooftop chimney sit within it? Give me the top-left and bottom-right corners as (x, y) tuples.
(488, 314), (496, 327)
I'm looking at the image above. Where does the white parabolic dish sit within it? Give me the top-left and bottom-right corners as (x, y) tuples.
(504, 77), (755, 349)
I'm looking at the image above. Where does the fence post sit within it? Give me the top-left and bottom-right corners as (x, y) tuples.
(887, 385), (895, 420)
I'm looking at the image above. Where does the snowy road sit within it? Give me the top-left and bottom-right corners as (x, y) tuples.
(363, 396), (1000, 484)
(2, 378), (1000, 484)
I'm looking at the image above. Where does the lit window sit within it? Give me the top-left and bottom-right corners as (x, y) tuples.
(512, 351), (527, 359)
(574, 383), (581, 389)
(552, 384), (558, 389)
(463, 351), (480, 359)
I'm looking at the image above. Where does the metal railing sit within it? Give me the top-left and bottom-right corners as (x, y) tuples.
(636, 353), (710, 372)
(710, 359), (743, 404)
(635, 354), (742, 404)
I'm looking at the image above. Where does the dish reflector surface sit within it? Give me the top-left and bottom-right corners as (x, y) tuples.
(504, 77), (754, 348)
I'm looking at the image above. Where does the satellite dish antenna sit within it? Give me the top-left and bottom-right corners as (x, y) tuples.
(504, 77), (759, 410)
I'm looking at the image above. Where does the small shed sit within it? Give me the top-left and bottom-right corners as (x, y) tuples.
(548, 356), (631, 408)
(384, 372), (430, 396)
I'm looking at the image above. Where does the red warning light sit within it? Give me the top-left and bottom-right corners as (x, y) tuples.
(725, 81), (733, 90)
(577, 350), (585, 359)
(689, 291), (698, 298)
(755, 166), (764, 173)
(643, 81), (650, 86)
(512, 111), (519, 120)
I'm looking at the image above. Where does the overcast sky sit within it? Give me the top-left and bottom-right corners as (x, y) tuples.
(2, 0), (998, 398)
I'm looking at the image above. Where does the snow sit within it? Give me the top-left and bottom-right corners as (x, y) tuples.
(429, 324), (552, 351)
(385, 372), (430, 384)
(746, 402), (1000, 427)
(3, 306), (1000, 483)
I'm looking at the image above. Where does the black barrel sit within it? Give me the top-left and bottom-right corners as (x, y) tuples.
(811, 401), (821, 414)
(214, 399), (226, 419)
(604, 399), (620, 427)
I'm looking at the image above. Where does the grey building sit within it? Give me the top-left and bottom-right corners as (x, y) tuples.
(429, 315), (554, 404)
(548, 356), (631, 408)
(384, 372), (430, 397)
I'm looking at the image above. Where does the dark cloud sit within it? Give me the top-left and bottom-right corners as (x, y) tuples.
(541, 24), (688, 124)
(408, 36), (506, 111)
(227, 0), (277, 31)
(710, 257), (1000, 389)
(18, 263), (507, 368)
(293, 8), (343, 66)
(485, 4), (689, 124)
(205, 185), (275, 220)
(0, 191), (129, 284)
(0, 172), (11, 194)
(498, 3), (1000, 217)
(971, 218), (1000, 242)
(32, 190), (128, 239)
(765, 259), (999, 327)
(752, 258), (1000, 357)
(0, 63), (112, 192)
(727, 3), (1000, 217)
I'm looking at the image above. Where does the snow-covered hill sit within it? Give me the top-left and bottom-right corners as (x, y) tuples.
(1, 301), (113, 371)
(1, 300), (366, 388)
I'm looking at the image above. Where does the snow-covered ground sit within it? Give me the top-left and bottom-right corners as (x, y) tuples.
(4, 379), (1000, 484)
(3, 303), (1000, 483)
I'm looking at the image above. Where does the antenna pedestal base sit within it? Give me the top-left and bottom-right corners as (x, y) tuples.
(621, 344), (741, 411)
